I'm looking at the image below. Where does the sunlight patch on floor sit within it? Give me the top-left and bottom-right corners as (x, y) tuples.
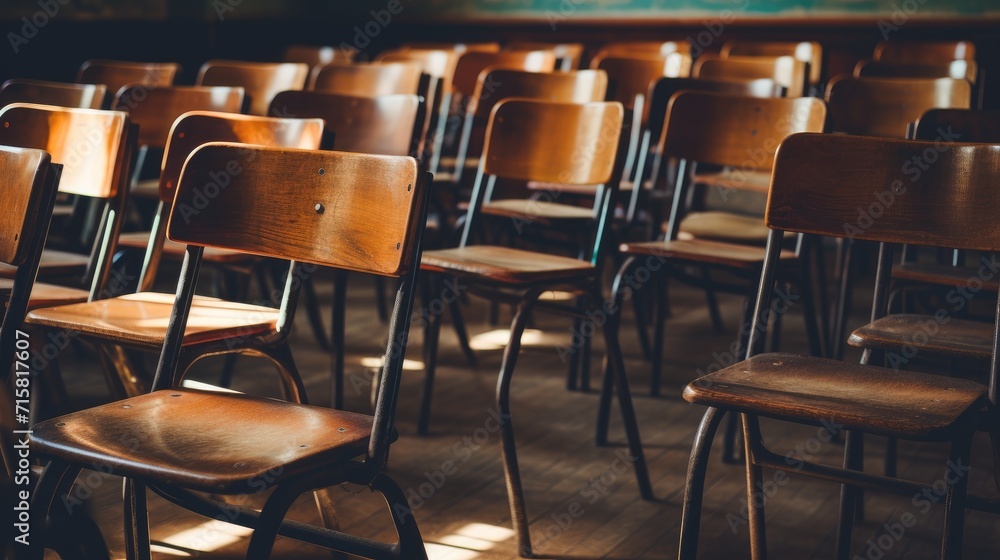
(427, 523), (516, 559)
(154, 519), (254, 554)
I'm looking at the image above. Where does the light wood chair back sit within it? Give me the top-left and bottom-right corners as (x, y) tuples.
(506, 42), (584, 71)
(452, 50), (557, 98)
(694, 55), (808, 97)
(0, 79), (105, 109)
(269, 91), (420, 156)
(284, 44), (356, 67)
(470, 69), (607, 117)
(311, 62), (422, 96)
(378, 48), (459, 91)
(854, 59), (978, 83)
(114, 85), (246, 149)
(874, 40), (976, 64)
(402, 41), (500, 53)
(76, 60), (179, 104)
(826, 76), (971, 137)
(593, 40), (690, 62)
(0, 147), (60, 268)
(196, 60), (308, 116)
(721, 41), (823, 86)
(595, 54), (692, 112)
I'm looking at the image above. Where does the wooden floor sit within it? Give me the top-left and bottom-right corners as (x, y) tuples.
(51, 265), (1000, 559)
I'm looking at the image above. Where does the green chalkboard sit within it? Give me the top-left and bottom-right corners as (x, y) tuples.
(403, 0), (997, 20)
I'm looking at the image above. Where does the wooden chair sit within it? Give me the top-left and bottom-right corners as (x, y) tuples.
(310, 61), (422, 95)
(402, 41), (500, 53)
(677, 133), (997, 560)
(855, 59), (978, 83)
(417, 99), (652, 556)
(27, 143), (432, 560)
(874, 40), (976, 64)
(506, 41), (584, 71)
(0, 146), (65, 560)
(721, 40), (823, 89)
(23, 111), (323, 412)
(268, 90), (422, 408)
(592, 40), (691, 62)
(0, 104), (134, 316)
(0, 79), (105, 109)
(694, 55), (809, 97)
(76, 59), (179, 106)
(196, 60), (308, 116)
(112, 85), (246, 200)
(607, 92), (827, 460)
(284, 44), (356, 67)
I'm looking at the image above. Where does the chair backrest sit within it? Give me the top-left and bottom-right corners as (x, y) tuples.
(855, 59), (978, 83)
(660, 91), (826, 172)
(0, 103), (129, 199)
(77, 60), (179, 102)
(914, 108), (1000, 142)
(825, 76), (971, 137)
(165, 143), (429, 463)
(269, 91), (420, 156)
(114, 85), (246, 149)
(378, 48), (459, 90)
(721, 41), (823, 86)
(506, 42), (584, 71)
(403, 42), (500, 53)
(874, 41), (976, 64)
(451, 50), (557, 98)
(694, 55), (808, 97)
(0, 147), (60, 269)
(196, 60), (308, 116)
(470, 69), (607, 118)
(284, 44), (356, 67)
(596, 54), (693, 112)
(0, 79), (105, 110)
(593, 40), (690, 62)
(310, 62), (422, 96)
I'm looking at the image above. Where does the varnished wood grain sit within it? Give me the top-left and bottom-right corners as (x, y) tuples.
(683, 352), (987, 439)
(378, 48), (460, 91)
(0, 146), (52, 265)
(0, 278), (88, 309)
(874, 40), (976, 64)
(505, 42), (585, 70)
(694, 55), (808, 97)
(0, 78), (105, 109)
(451, 50), (556, 97)
(420, 246), (595, 283)
(592, 40), (691, 61)
(825, 76), (971, 137)
(168, 143), (424, 277)
(310, 62), (423, 96)
(76, 59), (179, 101)
(594, 54), (692, 111)
(849, 314), (994, 360)
(471, 69), (607, 117)
(721, 41), (823, 86)
(196, 60), (308, 116)
(113, 85), (246, 149)
(855, 59), (978, 83)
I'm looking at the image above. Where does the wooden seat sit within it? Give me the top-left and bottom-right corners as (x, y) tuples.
(480, 198), (596, 222)
(678, 133), (1000, 560)
(849, 315), (994, 361)
(418, 99), (651, 557)
(694, 55), (808, 97)
(0, 278), (88, 309)
(310, 61), (422, 95)
(196, 59), (308, 116)
(76, 59), (179, 106)
(684, 353), (986, 439)
(721, 40), (823, 87)
(892, 261), (1000, 292)
(28, 143), (432, 560)
(678, 211), (773, 245)
(0, 78), (105, 109)
(22, 111), (323, 409)
(0, 104), (133, 307)
(611, 92), (827, 401)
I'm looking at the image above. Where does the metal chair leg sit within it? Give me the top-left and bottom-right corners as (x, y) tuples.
(651, 271), (668, 397)
(371, 472), (430, 560)
(123, 478), (151, 560)
(418, 276), (443, 435)
(678, 407), (726, 560)
(941, 433), (973, 560)
(496, 295), (539, 557)
(835, 430), (863, 560)
(743, 414), (768, 560)
(448, 290), (478, 368)
(244, 484), (303, 560)
(598, 257), (636, 444)
(27, 461), (80, 560)
(302, 274), (332, 352)
(330, 270), (348, 409)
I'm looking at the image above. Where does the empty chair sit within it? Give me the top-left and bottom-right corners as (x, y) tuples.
(874, 40), (976, 64)
(855, 58), (977, 82)
(76, 59), (179, 105)
(677, 133), (997, 560)
(450, 49), (557, 102)
(284, 44), (356, 67)
(310, 61), (422, 95)
(826, 76), (971, 137)
(721, 40), (823, 89)
(402, 41), (500, 53)
(196, 59), (308, 116)
(417, 99), (651, 556)
(27, 143), (432, 560)
(592, 40), (691, 62)
(0, 78), (105, 109)
(694, 55), (808, 97)
(506, 41), (584, 71)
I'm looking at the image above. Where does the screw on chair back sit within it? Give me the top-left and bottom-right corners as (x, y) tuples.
(694, 55), (808, 97)
(506, 42), (584, 71)
(721, 41), (823, 87)
(310, 61), (422, 96)
(76, 59), (179, 106)
(0, 103), (133, 298)
(196, 60), (308, 116)
(0, 79), (105, 109)
(874, 40), (976, 64)
(269, 90), (421, 156)
(825, 76), (971, 138)
(114, 85), (246, 150)
(451, 50), (557, 99)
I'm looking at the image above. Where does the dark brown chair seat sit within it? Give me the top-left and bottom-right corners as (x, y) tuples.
(480, 198), (595, 222)
(31, 388), (373, 493)
(678, 211), (769, 244)
(893, 262), (1000, 291)
(849, 314), (993, 360)
(619, 238), (797, 269)
(693, 169), (772, 194)
(421, 246), (595, 284)
(683, 352), (987, 440)
(0, 249), (90, 278)
(0, 279), (89, 309)
(27, 292), (280, 348)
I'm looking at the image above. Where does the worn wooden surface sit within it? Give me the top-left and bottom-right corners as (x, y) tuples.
(196, 60), (308, 116)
